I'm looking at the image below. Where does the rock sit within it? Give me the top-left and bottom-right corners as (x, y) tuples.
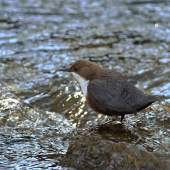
(61, 128), (170, 170)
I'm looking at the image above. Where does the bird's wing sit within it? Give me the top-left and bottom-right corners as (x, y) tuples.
(87, 79), (136, 115)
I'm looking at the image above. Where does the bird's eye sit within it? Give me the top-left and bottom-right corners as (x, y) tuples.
(74, 67), (78, 71)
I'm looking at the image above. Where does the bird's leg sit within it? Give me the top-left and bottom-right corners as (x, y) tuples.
(120, 115), (125, 122)
(85, 115), (118, 131)
(112, 115), (118, 121)
(104, 115), (117, 124)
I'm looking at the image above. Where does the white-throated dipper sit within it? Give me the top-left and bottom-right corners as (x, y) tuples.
(60, 60), (165, 122)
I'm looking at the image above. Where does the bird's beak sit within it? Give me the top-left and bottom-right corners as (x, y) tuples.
(58, 68), (70, 72)
(52, 68), (70, 74)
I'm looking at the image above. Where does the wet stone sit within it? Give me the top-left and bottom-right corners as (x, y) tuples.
(0, 90), (75, 169)
(60, 129), (170, 170)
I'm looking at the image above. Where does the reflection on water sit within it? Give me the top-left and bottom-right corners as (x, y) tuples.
(0, 0), (170, 169)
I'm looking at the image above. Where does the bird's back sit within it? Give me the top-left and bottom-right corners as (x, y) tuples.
(88, 68), (164, 115)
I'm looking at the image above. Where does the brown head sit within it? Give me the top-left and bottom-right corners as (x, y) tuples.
(60, 60), (102, 80)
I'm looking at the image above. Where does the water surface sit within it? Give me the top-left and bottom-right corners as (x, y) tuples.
(0, 0), (170, 169)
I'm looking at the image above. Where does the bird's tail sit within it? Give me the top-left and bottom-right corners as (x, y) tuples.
(136, 94), (165, 112)
(153, 95), (166, 102)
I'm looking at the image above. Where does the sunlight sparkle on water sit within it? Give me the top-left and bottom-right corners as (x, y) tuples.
(155, 23), (158, 27)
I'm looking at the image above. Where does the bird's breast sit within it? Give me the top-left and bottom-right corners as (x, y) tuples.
(71, 72), (90, 97)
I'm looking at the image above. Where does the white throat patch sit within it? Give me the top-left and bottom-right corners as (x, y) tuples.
(71, 72), (89, 97)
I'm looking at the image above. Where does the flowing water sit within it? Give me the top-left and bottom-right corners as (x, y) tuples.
(0, 0), (170, 169)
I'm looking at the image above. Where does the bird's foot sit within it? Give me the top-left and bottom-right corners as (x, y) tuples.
(104, 115), (117, 125)
(85, 115), (122, 132)
(85, 124), (108, 131)
(85, 116), (117, 131)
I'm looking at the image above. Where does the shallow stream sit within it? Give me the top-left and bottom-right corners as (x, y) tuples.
(0, 0), (170, 169)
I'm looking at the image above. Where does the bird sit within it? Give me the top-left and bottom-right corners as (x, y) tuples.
(59, 60), (165, 122)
